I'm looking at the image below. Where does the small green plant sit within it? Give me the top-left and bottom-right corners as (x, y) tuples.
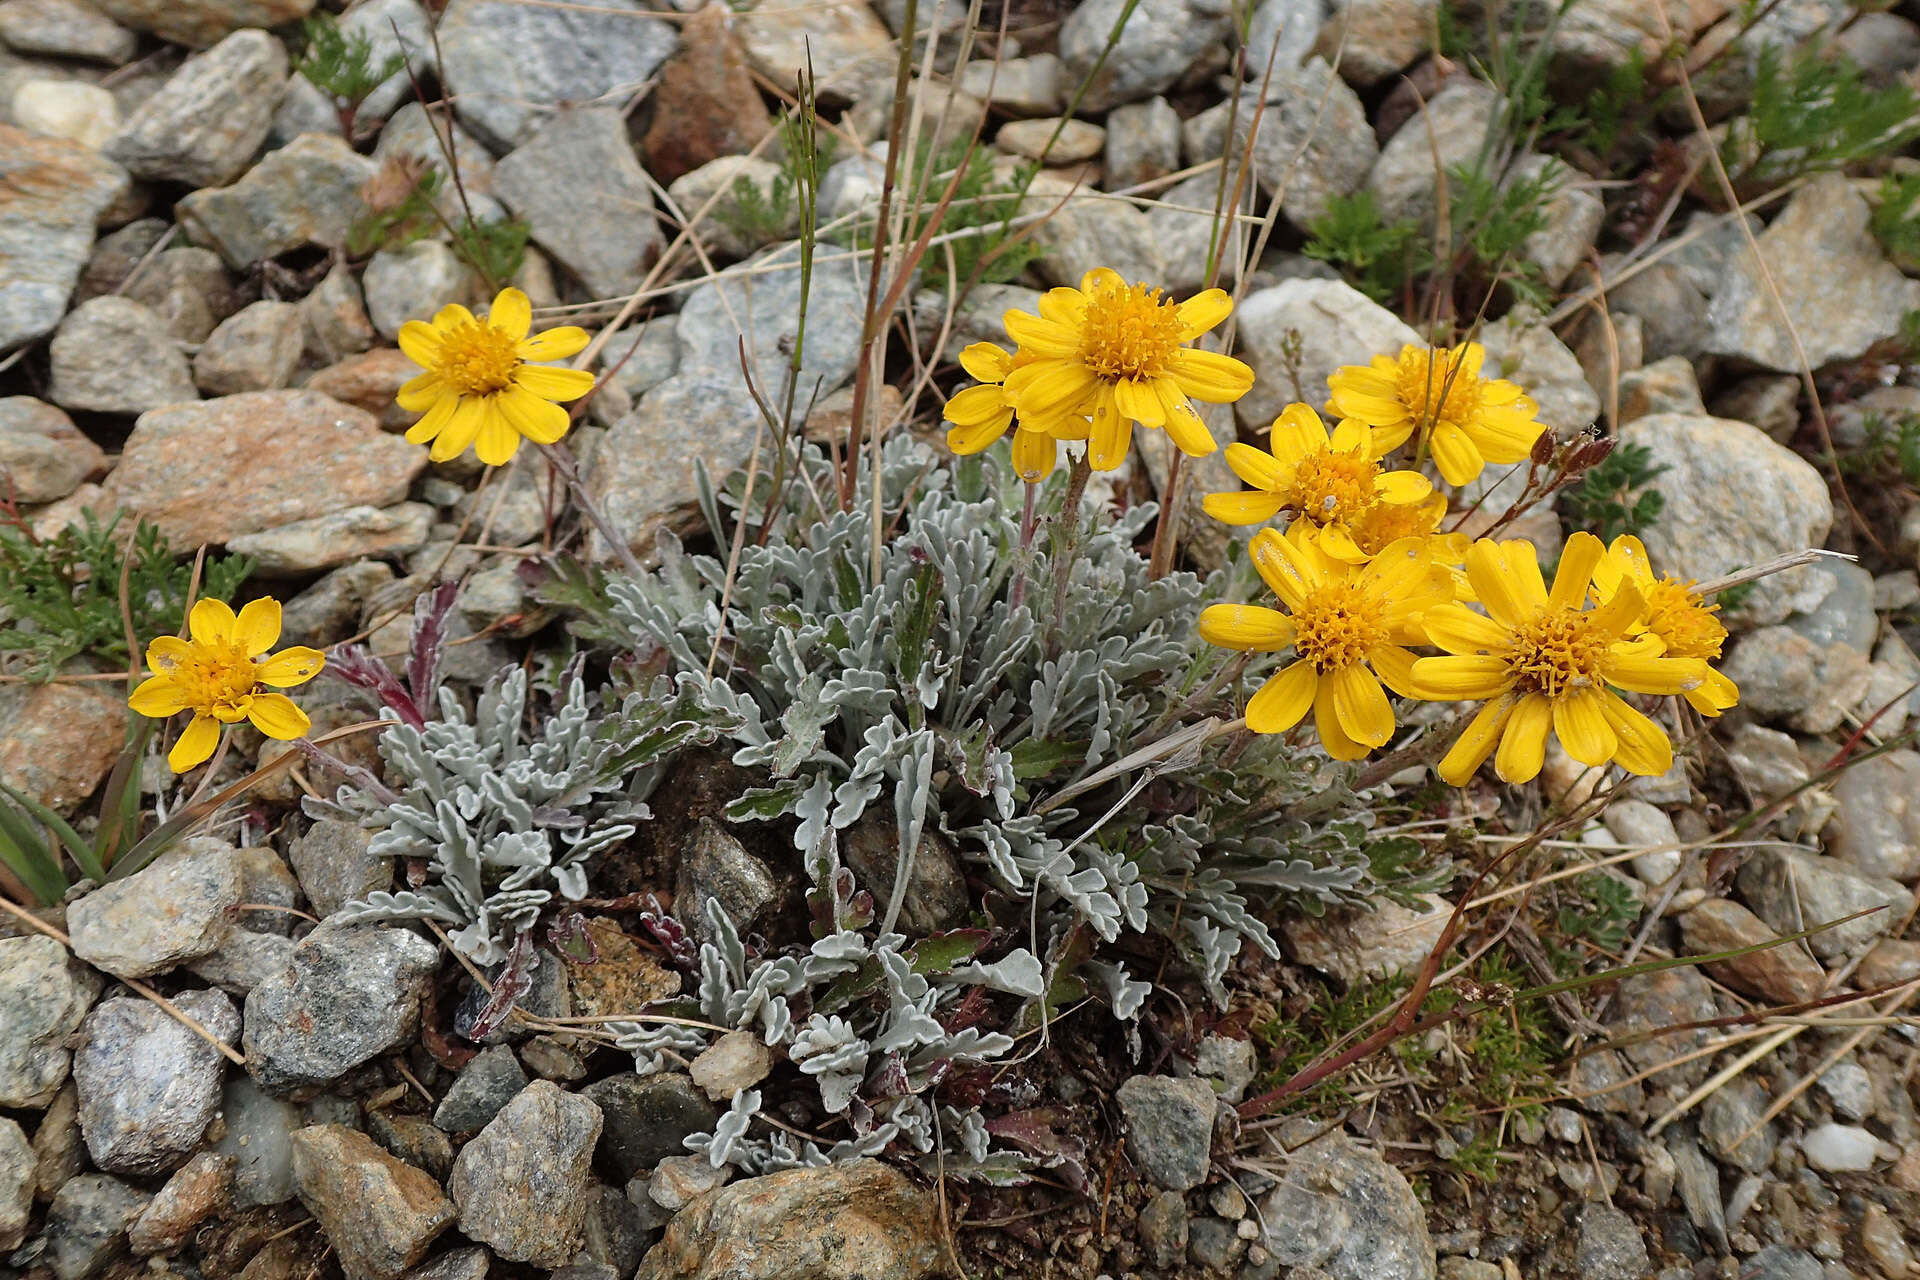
(448, 213), (530, 288)
(1555, 873), (1640, 954)
(0, 726), (147, 905)
(1444, 161), (1555, 308)
(347, 160), (445, 256)
(1715, 581), (1757, 612)
(1303, 191), (1428, 305)
(1872, 173), (1920, 271)
(893, 138), (1042, 288)
(1723, 45), (1920, 192)
(1558, 441), (1667, 542)
(294, 13), (403, 142)
(0, 507), (252, 682)
(721, 170), (799, 245)
(1546, 50), (1654, 165)
(1837, 410), (1920, 484)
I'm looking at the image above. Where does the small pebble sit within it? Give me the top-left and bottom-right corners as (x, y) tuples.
(1801, 1124), (1880, 1173)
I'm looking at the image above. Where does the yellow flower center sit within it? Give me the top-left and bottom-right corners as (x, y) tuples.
(433, 318), (522, 396)
(1508, 608), (1611, 699)
(1349, 500), (1439, 557)
(1644, 578), (1726, 660)
(1078, 281), (1185, 383)
(161, 641), (260, 719)
(1287, 450), (1381, 526)
(1292, 583), (1389, 673)
(1397, 348), (1481, 427)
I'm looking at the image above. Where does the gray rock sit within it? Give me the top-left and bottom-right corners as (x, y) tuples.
(1574, 1204), (1649, 1280)
(122, 245), (241, 344)
(1281, 895), (1451, 983)
(1618, 356), (1707, 423)
(108, 29), (284, 186)
(1720, 625), (1869, 734)
(438, 0), (677, 151)
(1736, 848), (1911, 960)
(1707, 172), (1920, 372)
(12, 76), (121, 149)
(102, 390), (425, 549)
(288, 819), (393, 919)
(88, 0), (314, 47)
(68, 837), (243, 979)
(282, 561), (397, 649)
(1742, 1246), (1824, 1280)
(1477, 310), (1600, 435)
(402, 1246), (491, 1280)
(1188, 1216), (1246, 1271)
(372, 102), (499, 225)
(1699, 1076), (1775, 1173)
(0, 396), (101, 503)
(676, 817), (785, 945)
(841, 813), (969, 936)
(449, 1081), (602, 1267)
(243, 923), (440, 1094)
(577, 1182), (649, 1275)
(586, 317), (679, 427)
(997, 117), (1105, 165)
(1367, 78), (1499, 227)
(688, 1032), (772, 1103)
(194, 299), (303, 395)
(1786, 559), (1876, 653)
(48, 295), (195, 415)
(42, 1173), (149, 1280)
(1116, 1075), (1216, 1191)
(1681, 897), (1823, 1006)
(1836, 10), (1920, 84)
(1233, 277), (1420, 430)
(1598, 259), (1708, 363)
(1512, 154), (1604, 289)
(366, 1110), (454, 1182)
(0, 1117), (30, 1251)
(1665, 1132), (1726, 1253)
(363, 240), (482, 342)
(209, 1073), (301, 1206)
(0, 0), (136, 63)
(177, 133), (379, 269)
(1257, 1124), (1434, 1280)
(1311, 0), (1435, 87)
(1104, 96), (1181, 191)
(1800, 1122), (1880, 1173)
(1022, 169), (1164, 288)
(1139, 1188), (1189, 1269)
(31, 1085), (83, 1200)
(1237, 59), (1375, 229)
(433, 1046), (528, 1134)
(494, 107), (663, 298)
(227, 503), (434, 576)
(0, 124), (131, 351)
(632, 1159), (942, 1280)
(667, 154), (797, 261)
(1722, 723), (1810, 800)
(291, 1125), (456, 1280)
(127, 1151), (233, 1255)
(1194, 1034), (1258, 1104)
(1150, 170), (1254, 295)
(1059, 0), (1234, 111)
(581, 1072), (716, 1179)
(74, 991), (239, 1177)
(301, 261), (378, 364)
(1824, 749), (1920, 884)
(71, 215), (165, 301)
(1244, 0), (1325, 78)
(1816, 1061), (1871, 1122)
(189, 930), (296, 997)
(955, 53), (1064, 116)
(1615, 414), (1833, 627)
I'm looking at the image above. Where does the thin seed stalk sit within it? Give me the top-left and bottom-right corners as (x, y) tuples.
(1047, 454), (1094, 656)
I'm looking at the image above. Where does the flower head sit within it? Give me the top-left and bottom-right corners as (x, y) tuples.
(1410, 533), (1707, 785)
(1202, 404), (1432, 557)
(397, 287), (597, 467)
(1000, 268), (1253, 471)
(941, 342), (1064, 481)
(1198, 532), (1453, 759)
(1327, 342), (1544, 486)
(1593, 534), (1739, 716)
(129, 598), (324, 772)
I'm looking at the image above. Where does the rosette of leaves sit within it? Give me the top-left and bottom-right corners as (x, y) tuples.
(567, 439), (1443, 1006)
(317, 660), (735, 964)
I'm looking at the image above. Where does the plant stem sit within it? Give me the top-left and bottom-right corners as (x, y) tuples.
(1009, 479), (1039, 612)
(1047, 454), (1093, 657)
(535, 441), (645, 578)
(1146, 449), (1184, 580)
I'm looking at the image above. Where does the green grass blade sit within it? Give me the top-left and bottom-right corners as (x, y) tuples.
(0, 782), (104, 885)
(0, 794), (69, 906)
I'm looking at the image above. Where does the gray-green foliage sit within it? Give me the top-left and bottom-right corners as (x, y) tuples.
(595, 440), (1408, 1006)
(316, 663), (732, 963)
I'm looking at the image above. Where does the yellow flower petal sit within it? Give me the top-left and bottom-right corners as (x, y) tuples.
(1604, 651), (1707, 696)
(1685, 666), (1739, 715)
(129, 674), (190, 718)
(255, 647), (325, 688)
(1247, 660), (1317, 733)
(1428, 421), (1485, 486)
(1598, 691), (1673, 776)
(498, 384), (573, 445)
(943, 384), (1014, 429)
(168, 714), (220, 773)
(1157, 382), (1218, 456)
(1368, 644), (1422, 698)
(1168, 348), (1254, 402)
(487, 287), (532, 340)
(431, 397), (487, 462)
(1375, 469), (1433, 503)
(519, 327), (592, 361)
(1494, 692), (1552, 783)
(1224, 443), (1286, 491)
(1464, 538), (1547, 628)
(232, 597), (281, 657)
(1079, 266), (1124, 295)
(1003, 312), (1082, 360)
(1331, 663), (1394, 748)
(146, 634), (191, 672)
(1409, 654), (1513, 700)
(1175, 288), (1232, 339)
(246, 693), (311, 741)
(1249, 527), (1316, 609)
(1201, 490), (1288, 526)
(1553, 687), (1618, 767)
(396, 372), (444, 412)
(189, 598), (237, 647)
(405, 391), (460, 445)
(1269, 403), (1331, 464)
(1088, 391), (1131, 471)
(1313, 681), (1369, 760)
(1548, 532), (1605, 613)
(396, 320), (441, 366)
(959, 342), (1014, 383)
(1196, 603), (1296, 651)
(1420, 604), (1511, 656)
(474, 405), (521, 466)
(1010, 426), (1058, 481)
(1437, 693), (1515, 786)
(512, 365), (596, 402)
(1113, 377), (1164, 428)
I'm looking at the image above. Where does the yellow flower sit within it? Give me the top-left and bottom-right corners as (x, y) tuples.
(1327, 342), (1545, 487)
(941, 342), (1064, 481)
(1410, 533), (1707, 786)
(1198, 532), (1453, 760)
(396, 287), (596, 467)
(1592, 534), (1739, 717)
(128, 599), (325, 773)
(1201, 404), (1432, 558)
(1000, 268), (1253, 471)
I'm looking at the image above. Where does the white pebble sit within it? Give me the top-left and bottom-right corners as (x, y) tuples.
(1801, 1122), (1880, 1172)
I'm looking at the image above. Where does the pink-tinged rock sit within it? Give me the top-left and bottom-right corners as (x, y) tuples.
(102, 390), (426, 547)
